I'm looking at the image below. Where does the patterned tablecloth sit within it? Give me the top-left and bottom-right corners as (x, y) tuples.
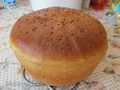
(0, 1), (120, 90)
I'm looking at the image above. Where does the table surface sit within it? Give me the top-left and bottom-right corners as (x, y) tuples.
(0, 1), (120, 90)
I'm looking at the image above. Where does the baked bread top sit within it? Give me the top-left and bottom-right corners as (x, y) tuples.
(10, 7), (107, 60)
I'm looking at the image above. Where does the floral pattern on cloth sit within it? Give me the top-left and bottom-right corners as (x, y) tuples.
(0, 2), (120, 90)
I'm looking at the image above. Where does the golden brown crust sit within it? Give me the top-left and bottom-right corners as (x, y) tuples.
(10, 7), (108, 86)
(12, 44), (105, 86)
(10, 7), (107, 60)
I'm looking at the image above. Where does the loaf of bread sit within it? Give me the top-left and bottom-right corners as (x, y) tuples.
(10, 7), (108, 86)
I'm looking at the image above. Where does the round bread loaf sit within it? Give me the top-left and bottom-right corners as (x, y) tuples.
(10, 7), (108, 86)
